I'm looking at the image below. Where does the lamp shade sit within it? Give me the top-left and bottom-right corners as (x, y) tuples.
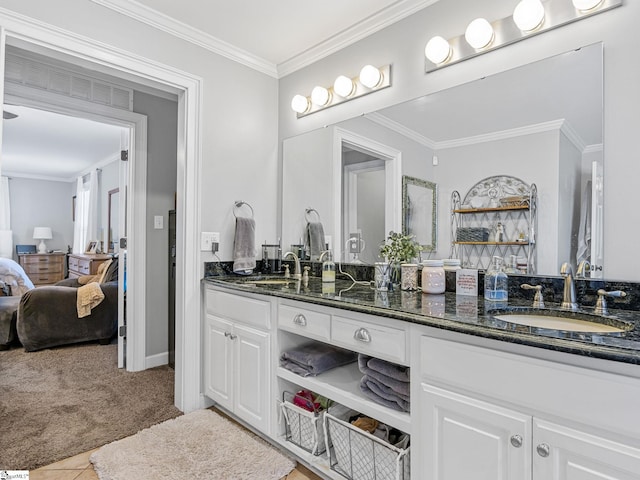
(310, 86), (331, 106)
(333, 75), (355, 98)
(291, 94), (310, 114)
(33, 227), (52, 240)
(33, 226), (52, 254)
(572, 0), (604, 11)
(425, 36), (452, 64)
(359, 65), (383, 89)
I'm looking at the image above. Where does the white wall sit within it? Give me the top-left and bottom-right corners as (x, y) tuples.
(278, 0), (640, 281)
(8, 177), (74, 257)
(99, 159), (119, 252)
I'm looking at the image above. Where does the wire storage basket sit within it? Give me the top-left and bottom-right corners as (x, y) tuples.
(280, 391), (327, 455)
(324, 411), (411, 480)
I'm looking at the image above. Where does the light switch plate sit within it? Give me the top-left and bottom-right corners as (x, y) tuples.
(201, 232), (220, 251)
(154, 215), (163, 229)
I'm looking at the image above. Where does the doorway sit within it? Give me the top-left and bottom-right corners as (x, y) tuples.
(0, 18), (203, 412)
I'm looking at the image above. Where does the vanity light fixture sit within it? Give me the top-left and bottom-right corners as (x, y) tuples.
(425, 36), (452, 65)
(425, 0), (621, 73)
(291, 94), (311, 114)
(333, 75), (356, 98)
(290, 64), (391, 118)
(311, 86), (331, 106)
(464, 18), (495, 49)
(513, 0), (546, 31)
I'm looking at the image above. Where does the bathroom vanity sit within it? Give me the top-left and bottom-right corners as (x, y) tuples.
(203, 275), (640, 480)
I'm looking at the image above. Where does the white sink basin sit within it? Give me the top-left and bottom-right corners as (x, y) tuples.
(492, 313), (630, 333)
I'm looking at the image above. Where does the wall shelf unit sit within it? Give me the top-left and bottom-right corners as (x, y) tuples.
(451, 175), (537, 272)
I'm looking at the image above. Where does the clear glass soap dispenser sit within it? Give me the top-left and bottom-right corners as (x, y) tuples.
(321, 250), (336, 283)
(484, 255), (508, 302)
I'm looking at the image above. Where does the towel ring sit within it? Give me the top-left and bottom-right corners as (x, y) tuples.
(304, 208), (321, 223)
(233, 200), (254, 219)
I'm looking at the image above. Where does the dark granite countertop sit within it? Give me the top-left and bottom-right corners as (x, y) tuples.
(203, 274), (640, 366)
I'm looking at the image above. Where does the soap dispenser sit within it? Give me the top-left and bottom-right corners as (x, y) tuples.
(484, 256), (508, 303)
(321, 250), (336, 283)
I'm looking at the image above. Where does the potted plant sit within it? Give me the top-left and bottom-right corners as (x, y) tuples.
(379, 231), (423, 286)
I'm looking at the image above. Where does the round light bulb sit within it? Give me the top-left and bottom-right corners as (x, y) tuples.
(333, 75), (355, 98)
(513, 0), (545, 31)
(572, 0), (604, 11)
(291, 94), (310, 114)
(465, 18), (495, 49)
(425, 36), (452, 64)
(310, 86), (331, 106)
(359, 65), (383, 89)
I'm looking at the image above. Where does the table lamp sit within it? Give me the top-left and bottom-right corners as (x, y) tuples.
(33, 227), (52, 254)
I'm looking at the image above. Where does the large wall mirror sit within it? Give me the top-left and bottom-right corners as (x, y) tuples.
(281, 42), (603, 277)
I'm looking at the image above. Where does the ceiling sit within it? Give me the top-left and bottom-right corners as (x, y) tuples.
(1, 105), (125, 182)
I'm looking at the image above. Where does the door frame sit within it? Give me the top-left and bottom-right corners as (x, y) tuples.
(0, 12), (203, 412)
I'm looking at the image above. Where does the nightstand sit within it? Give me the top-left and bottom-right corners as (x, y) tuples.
(18, 253), (66, 286)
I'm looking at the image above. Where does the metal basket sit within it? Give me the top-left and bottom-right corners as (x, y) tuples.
(280, 391), (327, 455)
(324, 412), (411, 480)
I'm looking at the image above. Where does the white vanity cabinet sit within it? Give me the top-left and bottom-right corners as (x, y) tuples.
(203, 286), (272, 433)
(417, 335), (640, 480)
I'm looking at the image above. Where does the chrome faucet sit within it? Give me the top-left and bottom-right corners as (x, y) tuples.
(283, 251), (301, 280)
(560, 262), (578, 311)
(576, 260), (591, 278)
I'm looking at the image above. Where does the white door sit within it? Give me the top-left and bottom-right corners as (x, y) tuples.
(533, 419), (640, 480)
(117, 131), (129, 368)
(234, 323), (270, 432)
(421, 383), (532, 480)
(203, 314), (234, 410)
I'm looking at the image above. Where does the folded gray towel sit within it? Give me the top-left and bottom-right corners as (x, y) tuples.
(306, 222), (325, 261)
(359, 376), (410, 412)
(280, 342), (357, 377)
(233, 217), (256, 274)
(357, 354), (410, 396)
(362, 374), (410, 403)
(367, 356), (410, 382)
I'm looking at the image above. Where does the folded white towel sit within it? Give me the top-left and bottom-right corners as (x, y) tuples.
(233, 217), (256, 274)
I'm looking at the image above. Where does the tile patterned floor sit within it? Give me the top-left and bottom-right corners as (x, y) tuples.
(30, 448), (322, 480)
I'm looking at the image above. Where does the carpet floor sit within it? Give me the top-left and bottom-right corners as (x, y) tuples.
(0, 343), (182, 470)
(91, 409), (297, 480)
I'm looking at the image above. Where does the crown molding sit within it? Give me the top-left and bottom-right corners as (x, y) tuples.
(277, 0), (441, 77)
(366, 112), (437, 149)
(90, 0), (440, 78)
(367, 114), (592, 153)
(90, 0), (279, 78)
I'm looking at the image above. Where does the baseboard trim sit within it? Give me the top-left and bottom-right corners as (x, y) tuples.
(145, 351), (169, 369)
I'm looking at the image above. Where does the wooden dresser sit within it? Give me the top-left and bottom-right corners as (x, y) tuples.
(68, 254), (112, 279)
(18, 253), (66, 286)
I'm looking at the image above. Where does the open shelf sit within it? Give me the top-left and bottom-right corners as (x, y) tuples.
(454, 205), (529, 214)
(277, 363), (411, 434)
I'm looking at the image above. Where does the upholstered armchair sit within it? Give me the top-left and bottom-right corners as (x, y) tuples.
(17, 258), (119, 352)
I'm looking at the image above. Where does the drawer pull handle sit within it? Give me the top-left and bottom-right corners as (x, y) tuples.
(224, 331), (237, 340)
(293, 314), (307, 326)
(536, 443), (550, 458)
(353, 327), (371, 343)
(510, 435), (523, 448)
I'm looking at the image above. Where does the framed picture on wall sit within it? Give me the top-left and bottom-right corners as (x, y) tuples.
(85, 241), (98, 254)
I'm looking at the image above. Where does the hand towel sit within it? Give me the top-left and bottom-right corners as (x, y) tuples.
(233, 216), (256, 274)
(280, 342), (357, 377)
(367, 356), (410, 382)
(576, 180), (592, 265)
(359, 377), (410, 412)
(77, 282), (105, 318)
(357, 354), (410, 396)
(305, 222), (325, 261)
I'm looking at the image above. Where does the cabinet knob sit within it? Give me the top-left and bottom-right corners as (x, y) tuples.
(293, 314), (307, 326)
(510, 434), (523, 448)
(228, 334), (237, 340)
(536, 443), (550, 458)
(353, 327), (371, 343)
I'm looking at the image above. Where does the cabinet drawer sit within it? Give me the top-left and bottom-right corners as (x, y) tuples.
(22, 263), (63, 274)
(205, 288), (270, 330)
(332, 316), (407, 365)
(278, 303), (330, 341)
(68, 257), (79, 271)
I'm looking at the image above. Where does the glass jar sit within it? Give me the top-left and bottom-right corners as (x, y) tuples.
(401, 263), (418, 291)
(422, 259), (445, 294)
(443, 258), (461, 272)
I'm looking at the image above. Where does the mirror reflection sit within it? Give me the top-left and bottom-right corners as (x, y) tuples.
(402, 175), (437, 252)
(281, 43), (603, 276)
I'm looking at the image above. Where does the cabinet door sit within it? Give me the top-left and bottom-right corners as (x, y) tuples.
(233, 323), (270, 433)
(421, 383), (532, 480)
(533, 419), (640, 480)
(203, 314), (234, 410)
